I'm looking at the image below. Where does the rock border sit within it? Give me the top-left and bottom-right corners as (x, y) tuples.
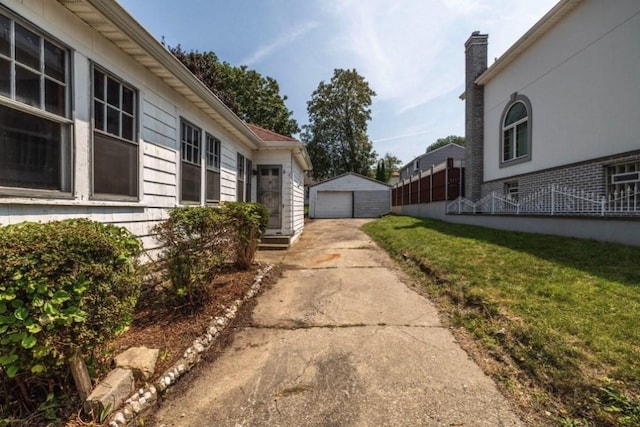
(107, 263), (274, 427)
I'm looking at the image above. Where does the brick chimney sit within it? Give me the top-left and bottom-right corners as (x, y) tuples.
(464, 31), (488, 201)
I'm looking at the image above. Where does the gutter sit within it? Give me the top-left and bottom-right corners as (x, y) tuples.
(82, 0), (261, 150)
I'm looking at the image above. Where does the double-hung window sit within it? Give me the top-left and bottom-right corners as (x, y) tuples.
(205, 134), (221, 203)
(181, 119), (201, 203)
(93, 67), (138, 198)
(236, 153), (245, 202)
(0, 10), (71, 194)
(500, 94), (532, 166)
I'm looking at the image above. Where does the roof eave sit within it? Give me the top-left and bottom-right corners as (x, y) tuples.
(476, 0), (583, 86)
(61, 0), (261, 150)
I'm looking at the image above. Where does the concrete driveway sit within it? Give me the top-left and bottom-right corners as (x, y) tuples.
(152, 219), (523, 426)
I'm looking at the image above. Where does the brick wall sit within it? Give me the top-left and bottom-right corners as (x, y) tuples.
(482, 150), (640, 197)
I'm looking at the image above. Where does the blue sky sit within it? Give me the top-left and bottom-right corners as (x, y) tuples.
(118, 0), (558, 165)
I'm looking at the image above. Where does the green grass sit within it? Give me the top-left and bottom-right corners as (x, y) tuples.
(362, 215), (640, 426)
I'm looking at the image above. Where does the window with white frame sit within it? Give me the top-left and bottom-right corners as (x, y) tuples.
(504, 180), (519, 202)
(501, 94), (531, 166)
(236, 153), (246, 202)
(181, 119), (201, 203)
(0, 10), (71, 194)
(205, 133), (221, 203)
(93, 67), (138, 198)
(607, 161), (639, 203)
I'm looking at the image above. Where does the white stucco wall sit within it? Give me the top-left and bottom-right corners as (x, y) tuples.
(482, 0), (640, 182)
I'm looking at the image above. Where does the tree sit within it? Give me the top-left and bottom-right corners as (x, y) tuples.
(169, 45), (299, 136)
(426, 135), (465, 152)
(375, 161), (386, 182)
(382, 153), (402, 175)
(302, 69), (377, 180)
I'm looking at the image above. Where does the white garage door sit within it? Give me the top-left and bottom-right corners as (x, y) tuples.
(316, 191), (353, 218)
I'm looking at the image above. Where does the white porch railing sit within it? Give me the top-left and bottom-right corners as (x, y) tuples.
(446, 184), (640, 216)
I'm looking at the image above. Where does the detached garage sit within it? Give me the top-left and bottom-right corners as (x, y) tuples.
(309, 173), (391, 218)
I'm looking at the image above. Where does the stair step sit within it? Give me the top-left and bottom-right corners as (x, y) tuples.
(258, 243), (289, 251)
(260, 236), (291, 245)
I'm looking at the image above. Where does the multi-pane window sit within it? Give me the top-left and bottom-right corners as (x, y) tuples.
(237, 153), (246, 202)
(181, 120), (201, 203)
(93, 67), (138, 198)
(245, 159), (252, 202)
(0, 11), (71, 193)
(206, 134), (221, 203)
(501, 96), (531, 165)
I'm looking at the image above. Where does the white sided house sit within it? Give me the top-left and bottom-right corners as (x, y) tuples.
(309, 173), (391, 219)
(0, 0), (311, 254)
(447, 0), (640, 246)
(399, 143), (465, 180)
(248, 124), (309, 245)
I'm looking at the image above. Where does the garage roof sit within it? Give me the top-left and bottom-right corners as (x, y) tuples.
(310, 172), (391, 189)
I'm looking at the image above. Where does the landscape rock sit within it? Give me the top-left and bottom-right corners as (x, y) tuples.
(85, 368), (134, 419)
(113, 346), (159, 381)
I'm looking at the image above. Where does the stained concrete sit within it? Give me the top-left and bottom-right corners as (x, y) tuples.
(152, 219), (523, 426)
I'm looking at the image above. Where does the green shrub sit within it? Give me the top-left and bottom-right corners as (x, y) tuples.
(152, 207), (231, 305)
(220, 202), (269, 270)
(0, 219), (142, 381)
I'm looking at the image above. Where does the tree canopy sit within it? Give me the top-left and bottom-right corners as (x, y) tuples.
(169, 45), (299, 136)
(373, 153), (402, 182)
(426, 135), (465, 152)
(302, 69), (377, 180)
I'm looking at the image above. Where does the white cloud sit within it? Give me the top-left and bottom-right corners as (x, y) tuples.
(241, 21), (319, 66)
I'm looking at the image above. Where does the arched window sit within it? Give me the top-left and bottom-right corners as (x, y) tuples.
(500, 94), (532, 166)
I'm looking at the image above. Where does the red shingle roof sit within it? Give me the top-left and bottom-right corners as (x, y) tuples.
(247, 123), (298, 142)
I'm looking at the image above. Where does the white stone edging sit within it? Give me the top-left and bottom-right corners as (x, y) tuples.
(107, 263), (274, 427)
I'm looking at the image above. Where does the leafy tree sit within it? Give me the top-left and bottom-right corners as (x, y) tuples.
(169, 45), (299, 136)
(426, 135), (465, 152)
(302, 69), (377, 180)
(382, 153), (402, 175)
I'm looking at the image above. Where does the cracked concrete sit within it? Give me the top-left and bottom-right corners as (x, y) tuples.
(151, 219), (524, 427)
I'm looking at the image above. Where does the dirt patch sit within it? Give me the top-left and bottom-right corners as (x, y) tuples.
(312, 253), (341, 265)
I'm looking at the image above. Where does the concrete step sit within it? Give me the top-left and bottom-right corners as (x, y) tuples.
(258, 243), (290, 251)
(260, 236), (291, 245)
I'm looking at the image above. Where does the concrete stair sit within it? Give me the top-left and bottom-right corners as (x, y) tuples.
(259, 235), (291, 250)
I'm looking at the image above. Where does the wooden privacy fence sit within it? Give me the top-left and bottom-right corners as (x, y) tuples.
(392, 158), (464, 206)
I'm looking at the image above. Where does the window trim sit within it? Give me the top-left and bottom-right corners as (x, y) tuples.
(0, 7), (73, 198)
(90, 64), (139, 201)
(237, 152), (246, 202)
(180, 118), (202, 204)
(205, 133), (221, 204)
(499, 93), (532, 168)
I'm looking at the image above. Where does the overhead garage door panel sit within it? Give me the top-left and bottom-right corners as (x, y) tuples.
(316, 191), (353, 218)
(354, 190), (390, 217)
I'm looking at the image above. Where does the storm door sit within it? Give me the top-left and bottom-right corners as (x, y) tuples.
(257, 166), (282, 229)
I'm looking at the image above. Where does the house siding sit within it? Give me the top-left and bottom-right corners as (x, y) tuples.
(0, 0), (258, 253)
(400, 145), (465, 180)
(291, 159), (305, 236)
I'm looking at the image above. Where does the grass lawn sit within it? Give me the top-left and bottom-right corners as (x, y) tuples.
(362, 215), (640, 426)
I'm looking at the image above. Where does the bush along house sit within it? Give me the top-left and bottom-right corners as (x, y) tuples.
(0, 0), (311, 255)
(447, 0), (640, 246)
